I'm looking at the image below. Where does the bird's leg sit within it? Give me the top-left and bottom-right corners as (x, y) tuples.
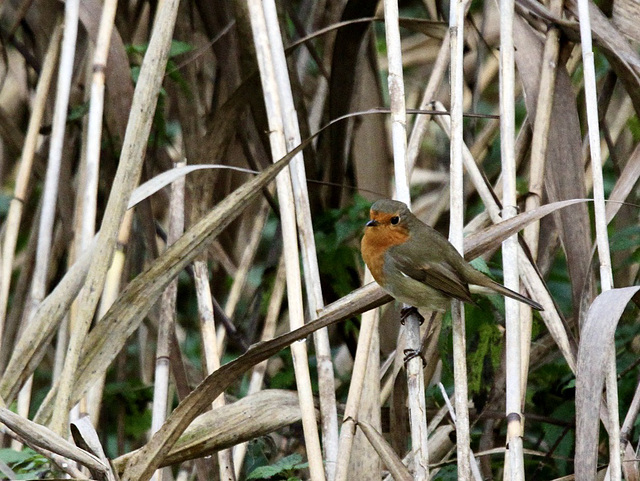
(403, 348), (427, 367)
(400, 306), (424, 325)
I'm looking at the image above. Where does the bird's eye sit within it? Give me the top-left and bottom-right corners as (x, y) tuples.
(390, 216), (400, 225)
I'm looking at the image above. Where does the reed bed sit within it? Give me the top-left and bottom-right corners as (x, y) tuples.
(0, 0), (638, 480)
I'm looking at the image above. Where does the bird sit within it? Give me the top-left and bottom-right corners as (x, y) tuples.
(361, 199), (543, 317)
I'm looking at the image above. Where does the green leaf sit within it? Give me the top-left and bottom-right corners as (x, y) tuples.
(247, 454), (305, 480)
(0, 448), (35, 465)
(169, 40), (193, 57)
(469, 257), (491, 276)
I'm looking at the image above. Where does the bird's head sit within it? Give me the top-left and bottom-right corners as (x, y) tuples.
(366, 199), (412, 229)
(363, 199), (413, 250)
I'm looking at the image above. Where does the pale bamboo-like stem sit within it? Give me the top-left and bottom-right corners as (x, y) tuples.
(433, 109), (576, 371)
(384, 0), (429, 477)
(68, 55), (95, 425)
(406, 33), (450, 175)
(0, 23), (62, 349)
(437, 384), (482, 481)
(233, 255), (286, 476)
(576, 0), (618, 477)
(86, 209), (134, 424)
(246, 2), (325, 479)
(150, 161), (185, 481)
(21, 0), (79, 434)
(81, 0), (118, 254)
(216, 200), (270, 354)
(498, 0), (524, 476)
(50, 0), (181, 435)
(519, 15), (561, 420)
(193, 260), (235, 481)
(261, 4), (338, 477)
(334, 271), (379, 481)
(523, 15), (562, 257)
(449, 0), (471, 477)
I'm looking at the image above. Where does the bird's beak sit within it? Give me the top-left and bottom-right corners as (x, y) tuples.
(366, 219), (379, 227)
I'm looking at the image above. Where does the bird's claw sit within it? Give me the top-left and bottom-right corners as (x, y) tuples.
(400, 306), (424, 325)
(403, 349), (427, 368)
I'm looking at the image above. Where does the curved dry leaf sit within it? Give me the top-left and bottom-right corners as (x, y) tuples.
(575, 286), (640, 481)
(326, 0), (379, 207)
(127, 164), (258, 209)
(357, 420), (412, 481)
(463, 199), (589, 260)
(113, 390), (308, 473)
(70, 417), (117, 481)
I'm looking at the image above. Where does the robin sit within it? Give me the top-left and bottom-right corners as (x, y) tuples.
(361, 199), (543, 318)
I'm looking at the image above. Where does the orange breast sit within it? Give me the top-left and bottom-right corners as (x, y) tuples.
(361, 225), (409, 285)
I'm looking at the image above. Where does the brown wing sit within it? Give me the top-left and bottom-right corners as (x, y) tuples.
(390, 252), (474, 304)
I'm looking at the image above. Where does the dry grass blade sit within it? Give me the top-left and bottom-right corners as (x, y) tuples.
(113, 389), (309, 473)
(575, 287), (640, 481)
(0, 237), (97, 403)
(0, 406), (106, 474)
(357, 420), (412, 481)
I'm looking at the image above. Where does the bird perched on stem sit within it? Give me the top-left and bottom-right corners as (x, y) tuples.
(361, 199), (543, 318)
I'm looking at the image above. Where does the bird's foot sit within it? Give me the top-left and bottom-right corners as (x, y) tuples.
(403, 349), (427, 368)
(400, 306), (424, 325)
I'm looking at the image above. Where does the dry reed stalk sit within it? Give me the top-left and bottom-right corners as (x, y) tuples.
(406, 32), (450, 174)
(498, 0), (525, 477)
(0, 22), (62, 349)
(246, 2), (325, 479)
(334, 272), (379, 481)
(449, 0), (472, 478)
(576, 0), (619, 477)
(150, 161), (185, 481)
(262, 3), (339, 474)
(436, 384), (483, 481)
(519, 0), (565, 455)
(50, 0), (181, 437)
(383, 0), (430, 478)
(216, 200), (270, 354)
(80, 0), (118, 253)
(349, 319), (382, 479)
(232, 255), (287, 475)
(22, 0), (79, 436)
(193, 258), (235, 480)
(86, 209), (134, 423)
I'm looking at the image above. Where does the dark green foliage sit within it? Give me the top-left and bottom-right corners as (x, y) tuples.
(0, 448), (61, 480)
(246, 453), (309, 480)
(314, 195), (370, 298)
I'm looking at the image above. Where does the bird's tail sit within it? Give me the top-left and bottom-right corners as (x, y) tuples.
(480, 278), (544, 311)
